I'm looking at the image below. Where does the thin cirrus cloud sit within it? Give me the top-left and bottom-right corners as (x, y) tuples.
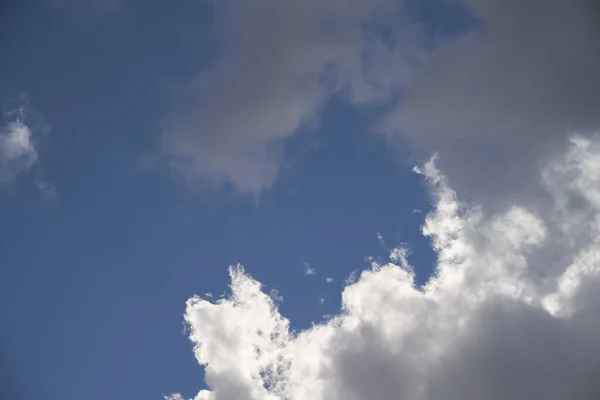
(162, 0), (600, 204)
(169, 134), (600, 400)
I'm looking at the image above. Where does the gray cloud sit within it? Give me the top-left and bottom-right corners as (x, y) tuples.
(379, 0), (600, 207)
(162, 0), (417, 195)
(163, 0), (600, 204)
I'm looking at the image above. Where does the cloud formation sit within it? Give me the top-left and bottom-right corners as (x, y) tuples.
(163, 0), (600, 202)
(162, 0), (416, 194)
(171, 134), (600, 400)
(379, 0), (600, 206)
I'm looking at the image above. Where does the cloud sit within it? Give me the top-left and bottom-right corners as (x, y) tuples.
(378, 0), (600, 206)
(163, 0), (600, 204)
(0, 117), (38, 187)
(303, 263), (317, 276)
(162, 0), (418, 195)
(325, 277), (334, 284)
(269, 289), (284, 303)
(44, 0), (125, 20)
(173, 134), (600, 400)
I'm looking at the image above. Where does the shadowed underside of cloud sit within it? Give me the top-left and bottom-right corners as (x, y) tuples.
(169, 134), (600, 400)
(162, 0), (600, 199)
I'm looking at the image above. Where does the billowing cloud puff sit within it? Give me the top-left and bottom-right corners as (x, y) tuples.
(171, 134), (600, 400)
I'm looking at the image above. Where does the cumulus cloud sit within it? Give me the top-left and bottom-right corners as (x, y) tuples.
(172, 134), (600, 400)
(0, 117), (38, 187)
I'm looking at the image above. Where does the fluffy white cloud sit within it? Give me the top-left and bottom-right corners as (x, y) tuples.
(0, 118), (39, 186)
(172, 134), (600, 400)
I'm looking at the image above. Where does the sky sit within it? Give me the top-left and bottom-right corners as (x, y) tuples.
(1, 1), (600, 400)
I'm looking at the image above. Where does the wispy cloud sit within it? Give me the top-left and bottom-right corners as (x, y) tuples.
(303, 262), (316, 276)
(162, 0), (418, 195)
(0, 118), (38, 185)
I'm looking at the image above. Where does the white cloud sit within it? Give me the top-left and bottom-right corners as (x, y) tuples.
(173, 135), (600, 400)
(44, 0), (125, 20)
(325, 277), (334, 284)
(344, 270), (359, 286)
(0, 118), (38, 187)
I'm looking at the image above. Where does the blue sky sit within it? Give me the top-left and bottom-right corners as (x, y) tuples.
(1, 3), (437, 399)
(3, 1), (600, 400)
